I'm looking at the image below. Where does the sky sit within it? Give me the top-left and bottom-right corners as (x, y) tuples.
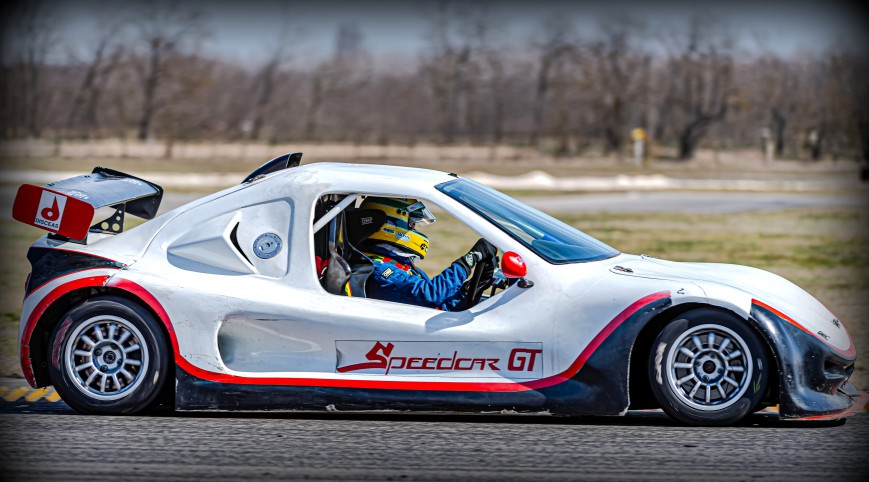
(29, 0), (869, 70)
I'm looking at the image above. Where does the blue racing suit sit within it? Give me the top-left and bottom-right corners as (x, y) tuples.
(362, 245), (468, 311)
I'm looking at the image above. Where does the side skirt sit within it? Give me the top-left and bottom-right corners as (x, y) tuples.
(174, 297), (672, 415)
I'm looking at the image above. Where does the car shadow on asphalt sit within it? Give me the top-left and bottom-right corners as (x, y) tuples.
(0, 400), (850, 428)
(169, 409), (848, 428)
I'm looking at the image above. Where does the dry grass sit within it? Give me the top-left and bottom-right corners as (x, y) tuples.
(1, 139), (864, 181)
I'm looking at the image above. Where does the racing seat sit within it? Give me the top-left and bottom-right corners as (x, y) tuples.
(323, 207), (385, 297)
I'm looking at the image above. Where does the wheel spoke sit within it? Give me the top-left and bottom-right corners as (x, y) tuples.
(679, 347), (695, 358)
(74, 362), (91, 371)
(692, 336), (704, 352)
(677, 373), (695, 385)
(718, 337), (732, 353)
(107, 323), (117, 341)
(722, 376), (739, 387)
(100, 374), (107, 392)
(707, 332), (715, 350)
(123, 344), (141, 354)
(117, 330), (132, 345)
(111, 374), (120, 390)
(689, 382), (702, 399)
(73, 350), (92, 357)
(125, 359), (142, 367)
(705, 384), (711, 403)
(674, 362), (693, 369)
(81, 335), (96, 347)
(85, 370), (98, 386)
(119, 368), (134, 380)
(93, 326), (104, 341)
(726, 350), (743, 360)
(716, 383), (726, 399)
(729, 366), (744, 373)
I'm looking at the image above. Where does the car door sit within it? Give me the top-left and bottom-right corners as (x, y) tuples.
(292, 190), (554, 393)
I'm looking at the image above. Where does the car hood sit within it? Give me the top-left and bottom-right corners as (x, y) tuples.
(609, 254), (853, 354)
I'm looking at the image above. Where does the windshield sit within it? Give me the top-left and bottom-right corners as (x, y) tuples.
(437, 179), (619, 264)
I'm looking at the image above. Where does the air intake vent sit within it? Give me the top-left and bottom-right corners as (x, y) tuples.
(229, 222), (252, 265)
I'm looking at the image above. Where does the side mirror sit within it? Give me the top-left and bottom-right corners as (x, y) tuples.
(501, 251), (527, 279)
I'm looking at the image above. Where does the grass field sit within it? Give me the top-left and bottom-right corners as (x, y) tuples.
(1, 205), (865, 390)
(1, 150), (864, 183)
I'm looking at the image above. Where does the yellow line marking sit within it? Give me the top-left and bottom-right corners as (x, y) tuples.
(0, 387), (11, 398)
(24, 387), (53, 402)
(2, 387), (30, 402)
(45, 390), (61, 403)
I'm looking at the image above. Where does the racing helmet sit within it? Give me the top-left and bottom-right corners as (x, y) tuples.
(359, 197), (436, 259)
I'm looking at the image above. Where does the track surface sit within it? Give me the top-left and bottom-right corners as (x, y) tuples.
(1, 401), (866, 481)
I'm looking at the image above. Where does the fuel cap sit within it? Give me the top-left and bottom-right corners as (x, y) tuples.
(253, 233), (282, 259)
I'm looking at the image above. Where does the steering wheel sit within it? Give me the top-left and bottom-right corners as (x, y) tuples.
(456, 255), (497, 311)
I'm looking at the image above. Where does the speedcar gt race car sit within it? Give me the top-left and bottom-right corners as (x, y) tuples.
(11, 153), (864, 425)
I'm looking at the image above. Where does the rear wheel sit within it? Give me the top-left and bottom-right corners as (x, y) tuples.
(48, 296), (169, 414)
(648, 308), (769, 426)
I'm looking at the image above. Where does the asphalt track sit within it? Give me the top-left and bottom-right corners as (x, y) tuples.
(0, 397), (867, 481)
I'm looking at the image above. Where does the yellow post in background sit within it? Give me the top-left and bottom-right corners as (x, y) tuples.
(631, 128), (646, 167)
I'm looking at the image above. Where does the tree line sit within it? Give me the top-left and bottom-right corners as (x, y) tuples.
(1, 0), (867, 162)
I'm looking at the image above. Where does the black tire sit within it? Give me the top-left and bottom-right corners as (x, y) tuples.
(48, 295), (170, 414)
(648, 308), (769, 426)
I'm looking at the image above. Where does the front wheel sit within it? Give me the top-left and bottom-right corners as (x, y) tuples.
(648, 308), (770, 426)
(48, 296), (170, 414)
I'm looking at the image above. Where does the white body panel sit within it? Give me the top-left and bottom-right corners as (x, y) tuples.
(610, 255), (851, 353)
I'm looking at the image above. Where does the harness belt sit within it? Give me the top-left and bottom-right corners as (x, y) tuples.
(364, 252), (422, 278)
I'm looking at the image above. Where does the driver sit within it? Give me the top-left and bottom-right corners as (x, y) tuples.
(356, 197), (497, 311)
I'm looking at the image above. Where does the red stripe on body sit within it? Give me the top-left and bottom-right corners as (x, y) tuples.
(752, 299), (856, 359)
(20, 272), (115, 386)
(110, 277), (669, 393)
(27, 266), (122, 297)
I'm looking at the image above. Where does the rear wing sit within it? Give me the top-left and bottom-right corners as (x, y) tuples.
(12, 167), (163, 243)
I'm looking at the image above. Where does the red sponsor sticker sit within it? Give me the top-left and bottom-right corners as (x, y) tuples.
(336, 341), (544, 378)
(12, 184), (95, 240)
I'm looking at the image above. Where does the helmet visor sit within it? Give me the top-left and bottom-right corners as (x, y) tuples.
(406, 201), (436, 225)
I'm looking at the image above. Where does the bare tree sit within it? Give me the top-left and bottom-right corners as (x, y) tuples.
(467, 14), (510, 145)
(745, 38), (802, 159)
(5, 0), (56, 138)
(418, 1), (482, 144)
(132, 0), (205, 140)
(661, 17), (735, 160)
(322, 23), (373, 143)
(153, 53), (213, 157)
(529, 16), (576, 146)
(583, 16), (649, 158)
(303, 68), (325, 141)
(826, 46), (869, 163)
(248, 8), (297, 142)
(65, 15), (127, 138)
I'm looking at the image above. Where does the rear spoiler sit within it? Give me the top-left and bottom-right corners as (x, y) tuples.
(12, 167), (163, 243)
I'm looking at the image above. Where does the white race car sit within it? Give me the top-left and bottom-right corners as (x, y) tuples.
(11, 153), (863, 425)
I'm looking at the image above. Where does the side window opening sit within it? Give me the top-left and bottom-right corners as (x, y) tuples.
(312, 193), (508, 310)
